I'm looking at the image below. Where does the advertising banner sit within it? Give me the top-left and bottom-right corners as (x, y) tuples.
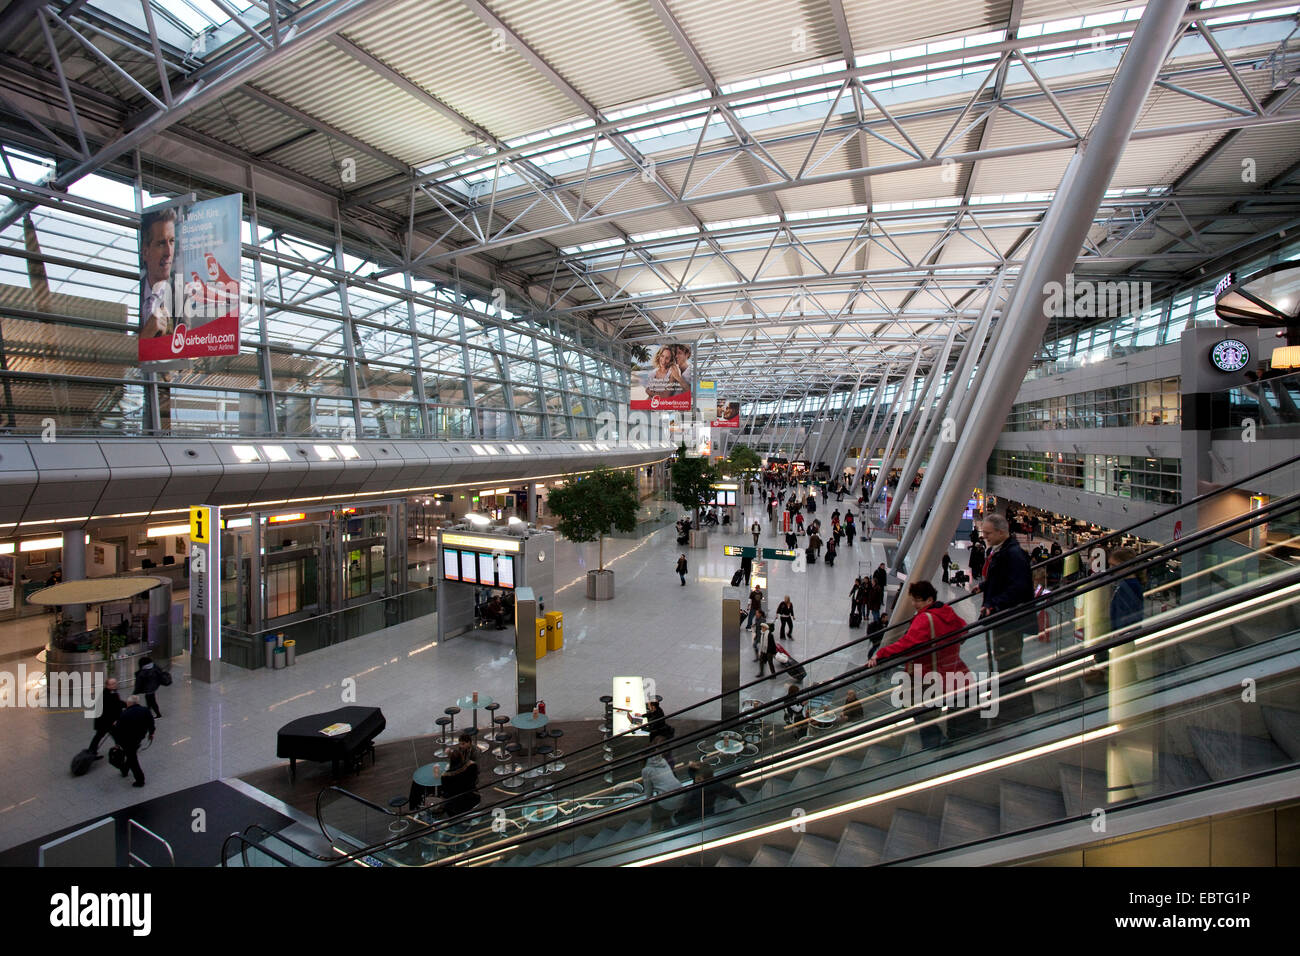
(711, 399), (740, 428)
(696, 378), (716, 412)
(631, 342), (693, 411)
(138, 194), (242, 363)
(0, 554), (13, 611)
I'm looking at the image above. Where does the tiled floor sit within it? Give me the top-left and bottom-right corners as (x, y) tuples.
(0, 491), (979, 854)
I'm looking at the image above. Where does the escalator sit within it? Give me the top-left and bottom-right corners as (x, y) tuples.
(222, 454), (1300, 867)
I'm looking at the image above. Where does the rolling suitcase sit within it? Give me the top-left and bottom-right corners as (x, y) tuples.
(70, 749), (99, 776)
(774, 642), (807, 682)
(107, 746), (126, 771)
(805, 546), (817, 565)
(730, 569), (744, 587)
(849, 609), (862, 628)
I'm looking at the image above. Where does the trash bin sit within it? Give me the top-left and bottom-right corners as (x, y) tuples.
(534, 618), (547, 660)
(273, 646), (286, 670)
(284, 639), (296, 666)
(264, 635), (276, 669)
(545, 610), (563, 652)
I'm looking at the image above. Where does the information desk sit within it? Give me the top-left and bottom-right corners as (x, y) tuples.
(276, 706), (386, 780)
(607, 676), (651, 782)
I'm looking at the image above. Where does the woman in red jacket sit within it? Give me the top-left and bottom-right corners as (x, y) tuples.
(869, 580), (971, 748)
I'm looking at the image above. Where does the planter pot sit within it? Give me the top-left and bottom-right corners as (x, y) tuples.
(586, 569), (615, 600)
(689, 529), (709, 550)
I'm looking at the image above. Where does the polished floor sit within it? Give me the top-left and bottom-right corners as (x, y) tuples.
(0, 491), (982, 854)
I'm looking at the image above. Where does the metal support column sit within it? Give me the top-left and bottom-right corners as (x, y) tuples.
(893, 271), (1007, 566)
(865, 351), (922, 509)
(894, 0), (1188, 626)
(844, 372), (889, 486)
(246, 167), (278, 435)
(886, 317), (963, 527)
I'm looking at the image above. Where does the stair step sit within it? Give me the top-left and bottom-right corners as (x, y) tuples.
(833, 821), (886, 866)
(882, 808), (941, 861)
(1000, 779), (1067, 831)
(1059, 764), (1110, 817)
(1186, 726), (1289, 780)
(827, 755), (863, 779)
(788, 834), (839, 867)
(789, 767), (824, 792)
(1158, 752), (1212, 791)
(864, 744), (901, 767)
(715, 854), (747, 867)
(1176, 637), (1237, 668)
(1261, 706), (1300, 761)
(939, 795), (1000, 847)
(750, 845), (794, 867)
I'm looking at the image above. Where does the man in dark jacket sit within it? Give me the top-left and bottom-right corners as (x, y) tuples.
(111, 696), (155, 787)
(88, 677), (123, 754)
(977, 514), (1035, 721)
(873, 563), (888, 594)
(133, 657), (165, 718)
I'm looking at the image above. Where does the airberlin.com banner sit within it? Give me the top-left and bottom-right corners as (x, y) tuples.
(712, 399), (740, 428)
(630, 342), (693, 411)
(138, 194), (242, 363)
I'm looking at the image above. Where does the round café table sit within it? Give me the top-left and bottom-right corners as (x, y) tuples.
(456, 694), (495, 751)
(409, 760), (448, 811)
(712, 737), (745, 764)
(511, 712), (550, 778)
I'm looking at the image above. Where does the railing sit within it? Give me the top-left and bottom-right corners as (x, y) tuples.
(316, 486), (1300, 866)
(1213, 369), (1300, 430)
(127, 819), (174, 868)
(220, 583), (435, 668)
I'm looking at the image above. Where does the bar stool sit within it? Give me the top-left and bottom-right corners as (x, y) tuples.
(490, 732), (512, 763)
(492, 714), (512, 747)
(599, 695), (614, 735)
(530, 743), (555, 777)
(388, 796), (412, 834)
(497, 743), (525, 788)
(481, 702), (501, 750)
(443, 706), (461, 738)
(546, 728), (565, 772)
(433, 716), (453, 757)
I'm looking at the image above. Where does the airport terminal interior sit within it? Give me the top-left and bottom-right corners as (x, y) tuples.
(0, 0), (1299, 869)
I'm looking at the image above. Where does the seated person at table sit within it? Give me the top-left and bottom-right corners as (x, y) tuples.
(672, 761), (748, 825)
(435, 747), (480, 818)
(643, 699), (674, 746)
(482, 595), (507, 630)
(641, 750), (686, 820)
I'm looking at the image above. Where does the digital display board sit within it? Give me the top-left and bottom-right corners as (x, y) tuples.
(496, 554), (515, 589)
(460, 551), (476, 582)
(478, 552), (496, 586)
(443, 548), (459, 581)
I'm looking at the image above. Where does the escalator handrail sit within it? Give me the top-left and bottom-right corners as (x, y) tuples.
(318, 468), (1300, 863)
(412, 483), (1300, 833)
(219, 831), (297, 868)
(435, 563), (1300, 867)
(348, 486), (1300, 860)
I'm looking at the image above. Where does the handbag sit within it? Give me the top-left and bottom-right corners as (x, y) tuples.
(107, 746), (126, 770)
(160, 670), (173, 686)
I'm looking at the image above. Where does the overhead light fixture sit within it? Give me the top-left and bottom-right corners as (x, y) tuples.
(262, 445), (290, 462)
(1272, 345), (1300, 370)
(313, 445), (338, 461)
(269, 513), (306, 524)
(232, 445), (260, 463)
(0, 543), (13, 555)
(465, 513), (491, 527)
(20, 536), (63, 552)
(338, 445), (360, 460)
(146, 523), (190, 538)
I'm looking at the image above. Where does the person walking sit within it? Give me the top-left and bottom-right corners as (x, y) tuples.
(969, 540), (987, 587)
(88, 677), (123, 754)
(808, 528), (822, 561)
(865, 576), (884, 624)
(975, 514), (1035, 721)
(676, 553), (688, 586)
(777, 595), (794, 642)
(751, 520), (761, 546)
(747, 585), (764, 633)
(111, 695), (155, 787)
(873, 562), (888, 594)
(794, 511), (805, 535)
(133, 656), (168, 719)
(740, 553), (753, 586)
(850, 577), (867, 621)
(941, 552), (952, 584)
(642, 751), (687, 821)
(756, 622), (779, 678)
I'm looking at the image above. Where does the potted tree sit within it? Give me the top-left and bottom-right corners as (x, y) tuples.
(669, 443), (719, 549)
(546, 464), (639, 600)
(722, 442), (763, 497)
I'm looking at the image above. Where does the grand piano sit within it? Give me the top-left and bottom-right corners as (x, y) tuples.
(276, 706), (386, 780)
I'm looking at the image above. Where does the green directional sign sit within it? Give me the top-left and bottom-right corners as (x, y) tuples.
(762, 548), (798, 561)
(722, 545), (756, 558)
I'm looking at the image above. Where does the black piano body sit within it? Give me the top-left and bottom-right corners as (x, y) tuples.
(276, 706), (386, 780)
